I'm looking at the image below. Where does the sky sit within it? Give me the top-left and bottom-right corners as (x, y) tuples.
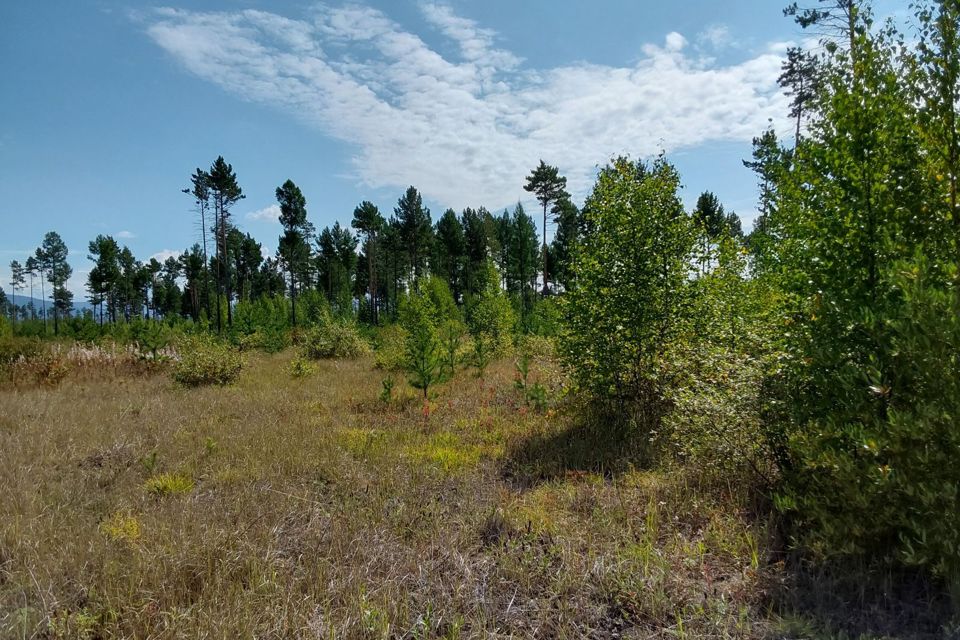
(0, 0), (906, 300)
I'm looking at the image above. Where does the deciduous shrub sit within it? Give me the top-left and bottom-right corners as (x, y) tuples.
(373, 324), (408, 371)
(288, 356), (316, 378)
(777, 259), (960, 579)
(465, 261), (516, 357)
(172, 338), (243, 386)
(560, 157), (695, 419)
(301, 321), (370, 359)
(0, 335), (42, 366)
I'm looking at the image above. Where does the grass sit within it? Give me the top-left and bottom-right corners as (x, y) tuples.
(0, 349), (951, 638)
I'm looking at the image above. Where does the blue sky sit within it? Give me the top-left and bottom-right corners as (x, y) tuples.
(0, 1), (903, 298)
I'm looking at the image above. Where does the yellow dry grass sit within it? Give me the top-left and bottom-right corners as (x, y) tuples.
(0, 350), (773, 638)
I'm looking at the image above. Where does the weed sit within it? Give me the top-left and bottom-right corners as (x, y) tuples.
(144, 472), (194, 496)
(99, 512), (141, 544)
(288, 356), (316, 378)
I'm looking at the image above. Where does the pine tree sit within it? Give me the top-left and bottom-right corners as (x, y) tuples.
(779, 47), (821, 143)
(8, 260), (25, 327)
(40, 232), (72, 334)
(276, 179), (313, 326)
(207, 156), (244, 332)
(182, 168), (213, 318)
(394, 186), (432, 287)
(434, 208), (466, 302)
(351, 201), (385, 322)
(524, 160), (568, 294)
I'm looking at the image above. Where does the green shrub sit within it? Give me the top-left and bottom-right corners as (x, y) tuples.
(560, 157), (695, 410)
(237, 329), (289, 354)
(662, 343), (771, 485)
(401, 293), (444, 402)
(132, 322), (170, 360)
(172, 338), (243, 386)
(438, 319), (465, 379)
(288, 356), (316, 378)
(373, 324), (408, 371)
(776, 258), (960, 579)
(465, 261), (516, 356)
(0, 335), (42, 365)
(301, 321), (371, 360)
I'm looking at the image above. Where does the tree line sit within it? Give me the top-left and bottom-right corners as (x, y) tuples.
(7, 152), (662, 336)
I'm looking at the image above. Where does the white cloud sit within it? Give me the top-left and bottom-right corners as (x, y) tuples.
(150, 249), (180, 263)
(116, 230), (136, 239)
(664, 31), (687, 52)
(245, 204), (281, 223)
(144, 5), (790, 210)
(698, 24), (733, 50)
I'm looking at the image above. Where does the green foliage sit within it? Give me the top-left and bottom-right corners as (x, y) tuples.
(513, 352), (547, 411)
(437, 319), (464, 380)
(526, 297), (562, 337)
(372, 324), (408, 372)
(400, 293), (443, 401)
(777, 258), (960, 577)
(0, 334), (42, 366)
(132, 321), (169, 360)
(418, 275), (462, 327)
(758, 6), (960, 582)
(172, 337), (243, 387)
(301, 320), (370, 360)
(232, 295), (290, 353)
(465, 261), (516, 356)
(288, 356), (316, 378)
(662, 342), (771, 485)
(467, 332), (495, 379)
(560, 156), (696, 414)
(379, 375), (395, 403)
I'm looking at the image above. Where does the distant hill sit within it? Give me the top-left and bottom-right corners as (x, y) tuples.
(5, 295), (93, 315)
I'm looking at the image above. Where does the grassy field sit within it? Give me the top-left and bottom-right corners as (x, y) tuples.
(0, 350), (946, 638)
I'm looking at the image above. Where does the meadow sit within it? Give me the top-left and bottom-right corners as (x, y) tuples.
(1, 343), (948, 640)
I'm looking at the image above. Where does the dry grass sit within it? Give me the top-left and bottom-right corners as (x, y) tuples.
(0, 348), (924, 638)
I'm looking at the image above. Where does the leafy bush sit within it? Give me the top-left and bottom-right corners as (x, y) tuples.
(237, 329), (289, 354)
(30, 354), (71, 387)
(662, 343), (771, 485)
(560, 157), (695, 418)
(288, 356), (316, 378)
(776, 259), (960, 578)
(232, 296), (290, 352)
(465, 261), (516, 356)
(0, 335), (42, 366)
(420, 275), (462, 326)
(373, 324), (408, 371)
(172, 338), (243, 386)
(301, 321), (371, 360)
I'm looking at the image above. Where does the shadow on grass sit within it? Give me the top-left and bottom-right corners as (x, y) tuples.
(772, 558), (957, 639)
(503, 404), (653, 487)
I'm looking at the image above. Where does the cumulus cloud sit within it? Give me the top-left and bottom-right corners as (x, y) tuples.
(150, 249), (180, 262)
(144, 4), (789, 209)
(245, 204), (281, 223)
(116, 230), (136, 239)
